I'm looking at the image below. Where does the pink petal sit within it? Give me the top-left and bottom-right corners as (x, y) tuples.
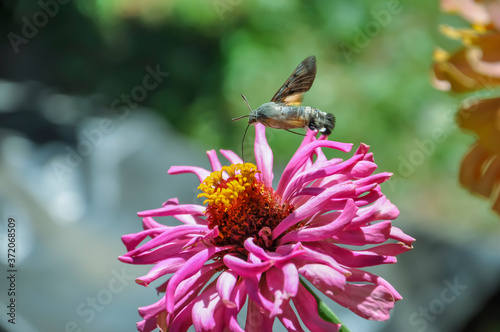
(349, 197), (399, 228)
(254, 123), (274, 187)
(192, 283), (225, 332)
(138, 203), (205, 218)
(281, 263), (299, 298)
(245, 273), (280, 316)
(332, 220), (392, 245)
(389, 226), (416, 245)
(124, 225), (208, 258)
(366, 242), (413, 256)
(276, 140), (353, 197)
(330, 283), (395, 321)
(288, 246), (351, 277)
(162, 198), (179, 206)
(119, 243), (196, 265)
(245, 297), (276, 331)
(223, 282), (247, 332)
(346, 268), (402, 301)
(121, 228), (167, 251)
(220, 149), (243, 165)
(244, 238), (307, 266)
(138, 296), (166, 320)
(354, 143), (370, 156)
(293, 284), (341, 332)
(166, 247), (220, 313)
(151, 200), (208, 225)
(136, 256), (189, 286)
(279, 199), (357, 244)
(273, 185), (357, 239)
(353, 189), (383, 207)
(278, 300), (306, 332)
(282, 154), (364, 200)
(137, 316), (161, 332)
(308, 242), (397, 267)
(173, 214), (208, 225)
(298, 263), (346, 295)
(142, 216), (169, 230)
(264, 268), (287, 314)
(223, 255), (274, 277)
(168, 166), (210, 183)
(217, 270), (238, 308)
(350, 160), (377, 178)
(207, 149), (222, 172)
(173, 262), (223, 313)
(168, 298), (195, 332)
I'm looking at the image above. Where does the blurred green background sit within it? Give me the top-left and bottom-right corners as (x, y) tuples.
(4, 0), (498, 230)
(2, 0), (500, 331)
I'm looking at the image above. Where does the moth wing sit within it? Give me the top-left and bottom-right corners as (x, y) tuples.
(271, 55), (316, 106)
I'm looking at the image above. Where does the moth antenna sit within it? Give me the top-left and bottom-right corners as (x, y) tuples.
(232, 114), (249, 121)
(232, 94), (254, 121)
(241, 94), (252, 112)
(233, 94), (253, 161)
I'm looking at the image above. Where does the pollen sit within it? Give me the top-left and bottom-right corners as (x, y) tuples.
(198, 163), (260, 208)
(198, 163), (294, 256)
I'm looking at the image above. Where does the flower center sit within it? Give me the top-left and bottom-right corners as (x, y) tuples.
(198, 163), (294, 256)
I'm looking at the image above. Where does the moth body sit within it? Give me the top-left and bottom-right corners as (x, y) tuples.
(250, 102), (335, 135)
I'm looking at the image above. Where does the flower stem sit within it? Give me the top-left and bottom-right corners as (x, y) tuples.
(299, 277), (351, 332)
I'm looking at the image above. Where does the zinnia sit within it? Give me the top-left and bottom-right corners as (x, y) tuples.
(119, 124), (414, 332)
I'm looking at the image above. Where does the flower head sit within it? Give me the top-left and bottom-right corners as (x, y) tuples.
(119, 124), (414, 332)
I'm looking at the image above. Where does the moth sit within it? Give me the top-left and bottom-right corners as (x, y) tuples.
(233, 55), (335, 140)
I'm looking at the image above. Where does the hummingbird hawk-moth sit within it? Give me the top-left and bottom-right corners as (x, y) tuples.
(232, 56), (336, 139)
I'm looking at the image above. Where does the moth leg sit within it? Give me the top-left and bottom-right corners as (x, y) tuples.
(285, 129), (306, 136)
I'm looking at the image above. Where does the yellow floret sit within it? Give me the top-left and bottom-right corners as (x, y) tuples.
(197, 163), (260, 208)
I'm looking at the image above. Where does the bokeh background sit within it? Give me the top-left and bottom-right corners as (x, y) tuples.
(1, 0), (500, 331)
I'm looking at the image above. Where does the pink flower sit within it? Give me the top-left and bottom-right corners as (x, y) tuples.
(119, 124), (414, 332)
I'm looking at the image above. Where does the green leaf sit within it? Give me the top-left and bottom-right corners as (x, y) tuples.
(300, 277), (351, 332)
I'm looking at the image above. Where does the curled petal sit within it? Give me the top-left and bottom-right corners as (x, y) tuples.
(124, 225), (208, 258)
(166, 247), (220, 313)
(192, 283), (225, 332)
(138, 204), (205, 218)
(277, 140), (353, 196)
(282, 154), (364, 200)
(121, 228), (167, 251)
(254, 123), (274, 187)
(245, 274), (280, 317)
(244, 238), (307, 265)
(224, 282), (247, 332)
(220, 149), (244, 165)
(136, 257), (189, 286)
(217, 270), (238, 308)
(389, 226), (416, 246)
(224, 255), (274, 277)
(279, 199), (357, 244)
(330, 283), (395, 321)
(333, 220), (392, 245)
(273, 186), (356, 239)
(168, 166), (210, 183)
(207, 149), (222, 172)
(298, 263), (346, 295)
